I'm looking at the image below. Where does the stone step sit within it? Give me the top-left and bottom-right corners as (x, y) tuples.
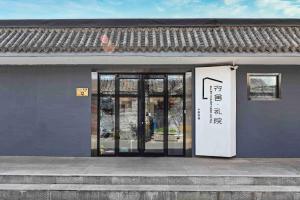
(1, 175), (300, 186)
(0, 184), (300, 200)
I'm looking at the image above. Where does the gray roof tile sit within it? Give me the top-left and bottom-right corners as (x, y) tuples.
(0, 26), (300, 54)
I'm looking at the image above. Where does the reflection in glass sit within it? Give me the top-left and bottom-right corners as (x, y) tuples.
(248, 74), (281, 100)
(168, 97), (184, 155)
(144, 79), (164, 95)
(185, 72), (193, 156)
(91, 72), (98, 156)
(91, 95), (98, 155)
(168, 75), (183, 95)
(144, 97), (164, 153)
(100, 75), (115, 95)
(120, 79), (138, 94)
(99, 97), (115, 155)
(119, 97), (138, 153)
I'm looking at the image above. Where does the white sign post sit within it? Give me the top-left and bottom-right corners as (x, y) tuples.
(195, 66), (236, 157)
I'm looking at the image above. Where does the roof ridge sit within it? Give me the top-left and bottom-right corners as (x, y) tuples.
(0, 19), (300, 28)
(2, 25), (300, 30)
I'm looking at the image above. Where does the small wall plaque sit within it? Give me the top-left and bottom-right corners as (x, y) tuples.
(76, 88), (89, 97)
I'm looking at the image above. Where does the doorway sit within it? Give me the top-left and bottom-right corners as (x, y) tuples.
(97, 73), (185, 156)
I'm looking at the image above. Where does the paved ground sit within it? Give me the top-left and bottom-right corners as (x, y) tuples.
(0, 157), (300, 177)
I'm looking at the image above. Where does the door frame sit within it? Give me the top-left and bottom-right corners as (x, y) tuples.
(115, 74), (142, 156)
(97, 72), (186, 157)
(141, 74), (168, 156)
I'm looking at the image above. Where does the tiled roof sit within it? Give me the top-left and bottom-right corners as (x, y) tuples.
(0, 20), (300, 54)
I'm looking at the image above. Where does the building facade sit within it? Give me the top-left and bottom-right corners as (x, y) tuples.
(0, 19), (300, 157)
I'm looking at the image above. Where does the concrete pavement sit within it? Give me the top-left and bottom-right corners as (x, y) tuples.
(0, 156), (300, 176)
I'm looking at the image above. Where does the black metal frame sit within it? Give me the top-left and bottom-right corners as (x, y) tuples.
(97, 73), (186, 157)
(116, 74), (140, 156)
(247, 73), (282, 101)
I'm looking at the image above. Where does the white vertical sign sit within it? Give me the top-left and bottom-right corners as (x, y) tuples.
(195, 66), (236, 157)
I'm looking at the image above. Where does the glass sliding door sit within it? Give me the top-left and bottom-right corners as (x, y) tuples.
(98, 75), (116, 156)
(168, 75), (185, 156)
(143, 76), (166, 154)
(117, 75), (140, 155)
(97, 73), (185, 156)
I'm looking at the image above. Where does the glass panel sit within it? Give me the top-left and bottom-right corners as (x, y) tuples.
(144, 97), (164, 153)
(120, 79), (138, 95)
(100, 75), (115, 95)
(99, 97), (115, 155)
(185, 72), (192, 156)
(119, 74), (139, 79)
(168, 75), (183, 95)
(144, 79), (164, 95)
(248, 74), (280, 100)
(168, 97), (184, 155)
(146, 75), (165, 79)
(119, 97), (138, 153)
(91, 72), (98, 156)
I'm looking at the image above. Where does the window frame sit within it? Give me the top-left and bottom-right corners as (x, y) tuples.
(247, 73), (282, 101)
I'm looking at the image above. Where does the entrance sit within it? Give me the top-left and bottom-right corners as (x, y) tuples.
(97, 74), (185, 156)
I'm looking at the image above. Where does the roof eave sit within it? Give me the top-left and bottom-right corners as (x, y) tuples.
(1, 53), (300, 66)
(0, 52), (300, 57)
